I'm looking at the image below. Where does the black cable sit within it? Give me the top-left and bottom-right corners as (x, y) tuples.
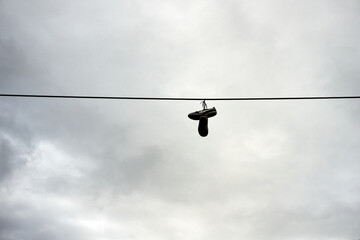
(0, 93), (360, 101)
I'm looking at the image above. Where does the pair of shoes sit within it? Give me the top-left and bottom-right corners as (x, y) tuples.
(188, 107), (217, 137)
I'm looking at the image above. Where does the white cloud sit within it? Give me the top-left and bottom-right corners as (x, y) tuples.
(1, 0), (359, 239)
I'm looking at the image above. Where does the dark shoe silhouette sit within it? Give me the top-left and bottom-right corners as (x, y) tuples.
(198, 116), (208, 137)
(188, 107), (217, 120)
(189, 107), (216, 137)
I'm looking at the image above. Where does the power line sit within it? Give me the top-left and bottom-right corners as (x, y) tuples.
(0, 93), (360, 101)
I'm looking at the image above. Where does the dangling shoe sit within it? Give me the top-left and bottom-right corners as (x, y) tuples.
(188, 107), (217, 120)
(198, 115), (208, 137)
(188, 106), (217, 137)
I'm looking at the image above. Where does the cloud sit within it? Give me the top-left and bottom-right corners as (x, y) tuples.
(0, 0), (359, 239)
(0, 112), (34, 183)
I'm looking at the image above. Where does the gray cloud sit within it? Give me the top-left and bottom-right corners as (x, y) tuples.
(0, 112), (34, 183)
(0, 0), (359, 239)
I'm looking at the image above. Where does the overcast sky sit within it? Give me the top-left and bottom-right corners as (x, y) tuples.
(1, 0), (360, 239)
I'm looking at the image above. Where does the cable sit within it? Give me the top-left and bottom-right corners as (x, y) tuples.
(0, 93), (360, 101)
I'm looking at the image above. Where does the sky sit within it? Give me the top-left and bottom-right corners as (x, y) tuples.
(0, 0), (360, 239)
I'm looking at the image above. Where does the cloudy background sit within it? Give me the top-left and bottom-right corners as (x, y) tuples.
(1, 0), (360, 239)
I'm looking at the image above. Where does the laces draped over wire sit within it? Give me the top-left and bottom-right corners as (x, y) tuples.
(201, 100), (207, 110)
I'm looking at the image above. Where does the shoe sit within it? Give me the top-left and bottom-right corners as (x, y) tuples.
(198, 116), (208, 137)
(188, 107), (217, 120)
(188, 107), (217, 137)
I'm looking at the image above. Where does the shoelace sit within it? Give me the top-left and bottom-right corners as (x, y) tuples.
(201, 100), (208, 110)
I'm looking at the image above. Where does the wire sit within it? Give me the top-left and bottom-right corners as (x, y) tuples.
(0, 93), (360, 101)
